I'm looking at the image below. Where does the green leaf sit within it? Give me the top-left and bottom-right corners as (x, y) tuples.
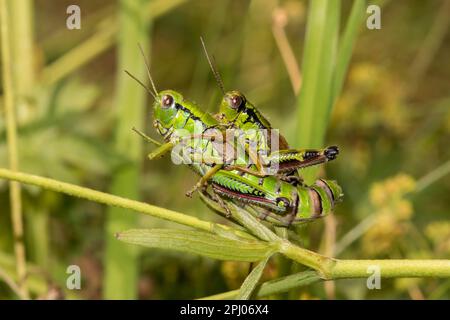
(236, 254), (272, 300)
(332, 0), (366, 103)
(228, 203), (280, 242)
(198, 191), (278, 242)
(116, 229), (275, 262)
(295, 0), (340, 183)
(104, 0), (152, 299)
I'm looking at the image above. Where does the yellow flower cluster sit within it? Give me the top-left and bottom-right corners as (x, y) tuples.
(425, 221), (450, 256)
(362, 174), (416, 256)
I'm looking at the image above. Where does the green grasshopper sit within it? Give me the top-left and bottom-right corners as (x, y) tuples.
(129, 83), (343, 226)
(144, 83), (338, 197)
(134, 85), (343, 225)
(147, 88), (343, 226)
(199, 37), (339, 180)
(127, 45), (343, 226)
(143, 93), (338, 197)
(136, 42), (339, 197)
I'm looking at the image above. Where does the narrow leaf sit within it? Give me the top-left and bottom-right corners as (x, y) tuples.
(228, 203), (280, 242)
(236, 255), (272, 300)
(117, 229), (274, 262)
(332, 0), (366, 103)
(295, 0), (340, 183)
(103, 0), (150, 299)
(200, 270), (321, 300)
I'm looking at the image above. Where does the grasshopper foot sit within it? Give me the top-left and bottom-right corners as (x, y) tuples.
(277, 174), (303, 186)
(324, 145), (339, 160)
(186, 180), (207, 198)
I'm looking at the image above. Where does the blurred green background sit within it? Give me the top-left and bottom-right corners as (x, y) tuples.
(0, 0), (449, 299)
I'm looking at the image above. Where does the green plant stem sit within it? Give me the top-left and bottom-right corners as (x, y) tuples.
(408, 0), (450, 95)
(9, 0), (34, 91)
(0, 168), (249, 239)
(0, 252), (79, 299)
(200, 271), (321, 300)
(278, 240), (450, 279)
(277, 240), (333, 276)
(0, 266), (26, 299)
(416, 158), (450, 193)
(329, 259), (450, 279)
(10, 0), (50, 273)
(102, 0), (151, 300)
(40, 19), (115, 86)
(1, 168), (449, 282)
(203, 257), (450, 299)
(0, 0), (28, 299)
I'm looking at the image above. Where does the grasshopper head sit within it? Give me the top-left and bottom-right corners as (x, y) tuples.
(218, 90), (246, 122)
(219, 90), (272, 130)
(153, 90), (184, 136)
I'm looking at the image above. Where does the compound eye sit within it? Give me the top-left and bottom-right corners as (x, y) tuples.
(161, 94), (174, 108)
(230, 95), (242, 109)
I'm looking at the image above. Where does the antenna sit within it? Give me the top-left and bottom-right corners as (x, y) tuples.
(200, 36), (225, 95)
(124, 70), (156, 100)
(137, 43), (158, 97)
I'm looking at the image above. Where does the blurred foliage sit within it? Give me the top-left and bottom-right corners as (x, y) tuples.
(363, 174), (415, 256)
(0, 0), (449, 299)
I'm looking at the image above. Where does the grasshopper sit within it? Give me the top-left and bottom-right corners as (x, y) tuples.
(199, 37), (339, 182)
(127, 41), (337, 196)
(147, 88), (343, 226)
(127, 46), (343, 226)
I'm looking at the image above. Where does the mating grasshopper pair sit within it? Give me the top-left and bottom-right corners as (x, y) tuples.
(130, 40), (343, 227)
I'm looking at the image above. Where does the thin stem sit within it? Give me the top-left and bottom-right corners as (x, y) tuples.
(0, 0), (28, 298)
(103, 0), (151, 299)
(329, 259), (450, 279)
(200, 271), (321, 300)
(40, 20), (116, 85)
(0, 252), (80, 299)
(40, 0), (187, 85)
(334, 214), (377, 256)
(272, 7), (301, 95)
(1, 169), (449, 282)
(321, 214), (337, 299)
(408, 0), (450, 95)
(0, 266), (27, 300)
(415, 158), (450, 193)
(277, 240), (450, 279)
(332, 0), (366, 103)
(277, 240), (334, 277)
(204, 257), (450, 299)
(0, 168), (250, 241)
